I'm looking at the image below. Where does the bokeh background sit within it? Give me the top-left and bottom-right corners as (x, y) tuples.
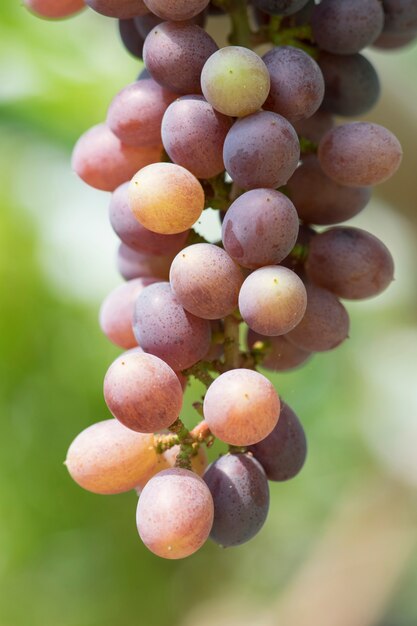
(1, 2), (417, 625)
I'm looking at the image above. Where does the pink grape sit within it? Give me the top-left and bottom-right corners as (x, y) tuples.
(239, 266), (307, 336)
(99, 277), (158, 349)
(72, 124), (161, 192)
(203, 369), (280, 446)
(117, 243), (173, 281)
(65, 419), (165, 494)
(169, 244), (244, 320)
(103, 350), (183, 432)
(107, 79), (178, 147)
(128, 163), (205, 235)
(136, 468), (214, 559)
(143, 0), (209, 21)
(25, 0), (85, 18)
(133, 282), (211, 370)
(86, 0), (148, 18)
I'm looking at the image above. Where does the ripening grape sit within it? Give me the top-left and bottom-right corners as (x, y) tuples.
(203, 453), (269, 547)
(248, 402), (307, 481)
(161, 96), (233, 179)
(293, 110), (334, 146)
(72, 124), (161, 192)
(128, 163), (205, 235)
(373, 30), (417, 49)
(133, 282), (211, 370)
(99, 277), (158, 349)
(104, 350), (183, 432)
(222, 189), (299, 269)
(109, 183), (189, 256)
(169, 244), (244, 320)
(136, 468), (214, 559)
(86, 0), (148, 18)
(286, 154), (371, 225)
(65, 419), (165, 494)
(247, 329), (311, 371)
(239, 266), (307, 336)
(203, 369), (280, 446)
(286, 284), (350, 352)
(117, 243), (173, 281)
(252, 0), (311, 16)
(263, 46), (325, 122)
(319, 52), (381, 117)
(201, 47), (270, 117)
(306, 227), (395, 300)
(318, 122), (403, 187)
(381, 0), (417, 35)
(107, 79), (177, 147)
(143, 0), (209, 21)
(24, 0), (85, 18)
(143, 22), (218, 94)
(311, 0), (384, 55)
(118, 19), (144, 59)
(223, 111), (300, 190)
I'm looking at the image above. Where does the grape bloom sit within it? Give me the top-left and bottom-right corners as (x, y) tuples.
(26, 0), (410, 559)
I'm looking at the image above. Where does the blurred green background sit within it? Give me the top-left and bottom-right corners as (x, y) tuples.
(1, 2), (417, 625)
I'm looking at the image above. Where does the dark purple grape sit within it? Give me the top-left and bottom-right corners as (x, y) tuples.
(134, 9), (206, 39)
(247, 329), (311, 372)
(203, 453), (270, 547)
(311, 0), (384, 55)
(86, 0), (149, 18)
(373, 29), (417, 49)
(319, 52), (380, 117)
(118, 19), (144, 58)
(248, 402), (307, 482)
(293, 110), (335, 146)
(381, 0), (417, 35)
(252, 0), (310, 16)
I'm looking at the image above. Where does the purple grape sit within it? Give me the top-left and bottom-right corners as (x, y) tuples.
(247, 329), (311, 372)
(311, 0), (384, 55)
(134, 8), (206, 38)
(263, 46), (325, 123)
(252, 0), (310, 16)
(373, 29), (417, 49)
(117, 243), (174, 281)
(286, 154), (371, 225)
(203, 453), (269, 547)
(381, 0), (417, 35)
(293, 110), (335, 146)
(109, 183), (189, 256)
(86, 0), (149, 18)
(248, 402), (307, 481)
(222, 189), (299, 269)
(133, 282), (211, 370)
(143, 0), (209, 21)
(143, 22), (218, 94)
(223, 111), (300, 190)
(118, 19), (144, 59)
(161, 96), (233, 180)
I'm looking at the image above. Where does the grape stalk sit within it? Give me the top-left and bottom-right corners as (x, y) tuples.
(25, 0), (416, 559)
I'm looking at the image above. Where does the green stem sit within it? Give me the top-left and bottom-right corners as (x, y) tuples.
(182, 362), (215, 388)
(223, 314), (241, 370)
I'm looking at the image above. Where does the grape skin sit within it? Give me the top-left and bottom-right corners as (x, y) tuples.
(109, 183), (189, 256)
(135, 445), (208, 493)
(248, 402), (307, 482)
(311, 0), (384, 55)
(252, 0), (311, 16)
(293, 110), (334, 146)
(203, 369), (280, 446)
(25, 0), (85, 18)
(247, 329), (311, 372)
(71, 124), (161, 192)
(201, 47), (271, 118)
(222, 189), (299, 269)
(286, 283), (350, 352)
(286, 154), (371, 226)
(373, 30), (417, 49)
(169, 244), (244, 320)
(117, 243), (174, 281)
(107, 79), (178, 147)
(161, 96), (233, 179)
(143, 22), (218, 95)
(104, 350), (183, 433)
(143, 0), (209, 21)
(133, 282), (211, 370)
(306, 227), (395, 300)
(381, 0), (417, 35)
(136, 468), (214, 559)
(128, 163), (205, 235)
(86, 0), (149, 19)
(239, 266), (307, 337)
(118, 19), (144, 59)
(65, 419), (166, 495)
(319, 52), (381, 117)
(99, 277), (158, 349)
(318, 122), (403, 187)
(223, 111), (300, 190)
(263, 46), (325, 123)
(203, 453), (269, 547)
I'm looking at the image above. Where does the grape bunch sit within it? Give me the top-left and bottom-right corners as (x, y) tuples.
(25, 0), (415, 559)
